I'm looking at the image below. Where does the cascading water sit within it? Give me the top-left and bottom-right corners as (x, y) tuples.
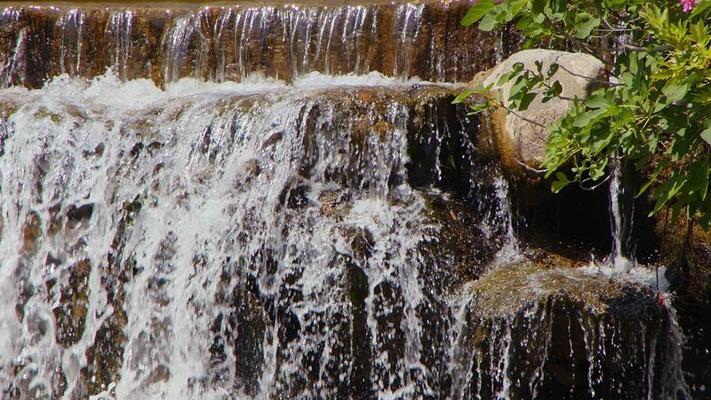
(0, 1), (704, 400)
(0, 2), (518, 89)
(0, 71), (513, 398)
(608, 158), (633, 273)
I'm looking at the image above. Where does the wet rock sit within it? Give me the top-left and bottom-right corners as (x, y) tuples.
(509, 176), (614, 260)
(241, 84), (483, 196)
(0, 1), (519, 89)
(20, 210), (41, 256)
(342, 226), (375, 262)
(65, 203), (94, 226)
(455, 262), (683, 400)
(422, 191), (499, 283)
(239, 159), (261, 183)
(476, 50), (606, 174)
(261, 131), (284, 149)
(404, 87), (486, 198)
(318, 188), (352, 220)
(79, 309), (129, 396)
(675, 302), (711, 399)
(71, 201), (140, 397)
(53, 259), (91, 347)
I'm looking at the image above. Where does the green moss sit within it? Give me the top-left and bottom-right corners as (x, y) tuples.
(469, 262), (626, 318)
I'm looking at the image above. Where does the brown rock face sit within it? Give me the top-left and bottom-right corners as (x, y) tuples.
(0, 1), (520, 88)
(658, 214), (711, 304)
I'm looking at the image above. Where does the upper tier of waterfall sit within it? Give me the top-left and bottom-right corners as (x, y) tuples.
(0, 0), (520, 88)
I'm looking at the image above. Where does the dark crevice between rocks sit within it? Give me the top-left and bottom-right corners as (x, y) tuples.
(507, 164), (661, 265)
(347, 261), (374, 400)
(405, 98), (485, 200)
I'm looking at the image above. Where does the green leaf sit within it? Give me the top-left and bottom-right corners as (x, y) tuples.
(574, 13), (600, 39)
(452, 89), (475, 104)
(469, 102), (490, 113)
(547, 63), (559, 77)
(516, 91), (537, 111)
(699, 213), (711, 231)
(662, 81), (689, 105)
(532, 0), (546, 13)
(498, 64), (526, 87)
(572, 108), (607, 128)
(701, 127), (711, 144)
(691, 0), (711, 18)
(479, 11), (499, 31)
(551, 172), (570, 193)
(461, 0), (496, 26)
(687, 158), (709, 201)
(504, 0), (527, 19)
(650, 172), (686, 216)
(585, 94), (611, 110)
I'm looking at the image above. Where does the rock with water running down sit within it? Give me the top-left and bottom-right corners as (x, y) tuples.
(474, 49), (606, 174)
(0, 1), (520, 88)
(657, 215), (711, 304)
(655, 212), (711, 397)
(450, 262), (690, 400)
(0, 78), (517, 398)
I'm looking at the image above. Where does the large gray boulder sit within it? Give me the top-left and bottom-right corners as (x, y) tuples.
(476, 49), (606, 174)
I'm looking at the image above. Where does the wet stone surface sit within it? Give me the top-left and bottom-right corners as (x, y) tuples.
(0, 1), (520, 89)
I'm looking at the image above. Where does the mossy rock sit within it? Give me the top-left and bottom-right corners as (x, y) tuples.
(454, 262), (680, 400)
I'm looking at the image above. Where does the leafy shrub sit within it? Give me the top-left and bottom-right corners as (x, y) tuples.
(460, 0), (711, 229)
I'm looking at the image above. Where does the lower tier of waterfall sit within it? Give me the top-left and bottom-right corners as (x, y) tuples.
(0, 72), (706, 399)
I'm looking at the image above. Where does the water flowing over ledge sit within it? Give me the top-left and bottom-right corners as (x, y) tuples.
(0, 0), (519, 88)
(0, 72), (516, 398)
(0, 2), (706, 399)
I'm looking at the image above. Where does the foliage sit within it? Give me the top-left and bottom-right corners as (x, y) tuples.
(461, 0), (711, 229)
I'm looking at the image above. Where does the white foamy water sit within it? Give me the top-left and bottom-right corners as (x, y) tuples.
(0, 72), (516, 399)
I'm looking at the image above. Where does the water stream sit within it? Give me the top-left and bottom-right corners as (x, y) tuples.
(0, 2), (515, 89)
(0, 71), (513, 398)
(607, 158), (633, 273)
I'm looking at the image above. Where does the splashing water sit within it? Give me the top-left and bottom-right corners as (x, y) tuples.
(0, 71), (517, 399)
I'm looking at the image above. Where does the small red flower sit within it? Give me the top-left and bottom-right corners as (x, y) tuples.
(680, 0), (696, 12)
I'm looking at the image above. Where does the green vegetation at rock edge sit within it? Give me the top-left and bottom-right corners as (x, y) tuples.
(459, 0), (711, 229)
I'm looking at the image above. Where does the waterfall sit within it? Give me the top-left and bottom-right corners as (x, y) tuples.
(0, 1), (703, 399)
(608, 158), (633, 273)
(0, 2), (515, 89)
(107, 11), (134, 82)
(0, 71), (514, 398)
